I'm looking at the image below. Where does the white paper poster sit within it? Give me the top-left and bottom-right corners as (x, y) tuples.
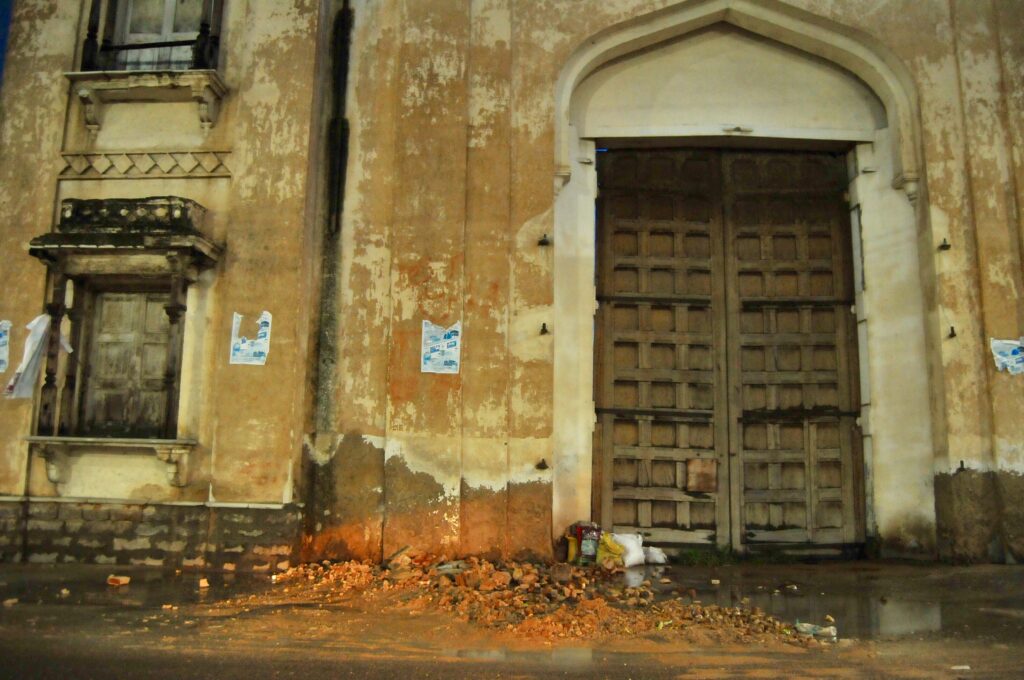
(230, 311), (272, 366)
(990, 337), (1024, 375)
(421, 320), (461, 374)
(4, 315), (52, 399)
(0, 321), (10, 373)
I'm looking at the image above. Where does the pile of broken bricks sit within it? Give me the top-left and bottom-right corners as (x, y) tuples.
(268, 548), (832, 645)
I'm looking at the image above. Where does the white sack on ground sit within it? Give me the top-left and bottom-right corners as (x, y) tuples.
(612, 533), (645, 568)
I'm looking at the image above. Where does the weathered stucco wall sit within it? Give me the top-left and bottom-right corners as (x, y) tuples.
(322, 0), (1024, 562)
(1, 0), (1022, 564)
(0, 1), (323, 509)
(0, 0), (81, 498)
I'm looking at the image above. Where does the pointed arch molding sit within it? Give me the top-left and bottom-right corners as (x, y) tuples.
(554, 0), (921, 197)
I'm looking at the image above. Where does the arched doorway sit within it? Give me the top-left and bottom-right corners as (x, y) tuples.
(552, 0), (936, 555)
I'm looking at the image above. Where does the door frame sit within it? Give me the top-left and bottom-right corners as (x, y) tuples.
(554, 130), (932, 553)
(550, 3), (936, 551)
(591, 146), (863, 551)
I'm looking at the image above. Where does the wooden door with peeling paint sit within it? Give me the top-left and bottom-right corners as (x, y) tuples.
(81, 291), (172, 438)
(594, 148), (862, 553)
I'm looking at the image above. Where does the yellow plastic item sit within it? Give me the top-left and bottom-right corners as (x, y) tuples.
(567, 535), (579, 564)
(597, 532), (625, 567)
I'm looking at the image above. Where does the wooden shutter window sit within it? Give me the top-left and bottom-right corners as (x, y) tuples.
(81, 291), (172, 438)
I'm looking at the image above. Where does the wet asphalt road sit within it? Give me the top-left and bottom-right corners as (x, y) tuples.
(1, 646), (670, 680)
(1, 561), (1023, 679)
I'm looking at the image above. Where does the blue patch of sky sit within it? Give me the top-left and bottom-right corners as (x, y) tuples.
(0, 0), (12, 88)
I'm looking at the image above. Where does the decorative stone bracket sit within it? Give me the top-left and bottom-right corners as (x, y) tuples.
(893, 172), (920, 206)
(65, 70), (228, 135)
(26, 436), (198, 488)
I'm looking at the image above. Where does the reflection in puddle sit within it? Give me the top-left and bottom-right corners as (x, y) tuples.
(737, 589), (943, 639)
(876, 600), (942, 637)
(644, 565), (1024, 642)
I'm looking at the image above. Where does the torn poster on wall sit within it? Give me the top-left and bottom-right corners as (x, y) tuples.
(230, 311), (272, 365)
(990, 338), (1024, 375)
(4, 315), (72, 398)
(0, 320), (10, 373)
(421, 320), (461, 374)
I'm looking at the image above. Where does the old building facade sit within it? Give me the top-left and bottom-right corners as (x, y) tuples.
(0, 0), (1022, 569)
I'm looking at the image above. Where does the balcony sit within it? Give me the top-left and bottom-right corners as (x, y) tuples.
(70, 2), (226, 134)
(29, 197), (221, 273)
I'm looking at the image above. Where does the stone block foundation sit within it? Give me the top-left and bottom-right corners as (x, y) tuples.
(0, 501), (302, 571)
(934, 469), (1024, 564)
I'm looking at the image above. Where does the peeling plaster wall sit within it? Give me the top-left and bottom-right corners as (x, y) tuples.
(0, 1), (322, 510)
(3, 0), (1023, 564)
(204, 0), (321, 505)
(0, 0), (83, 497)
(326, 0), (1024, 562)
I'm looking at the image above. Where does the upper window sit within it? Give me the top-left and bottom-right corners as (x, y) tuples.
(80, 0), (223, 72)
(117, 0), (204, 71)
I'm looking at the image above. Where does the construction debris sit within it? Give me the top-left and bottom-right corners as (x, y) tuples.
(106, 575), (131, 587)
(262, 551), (820, 646)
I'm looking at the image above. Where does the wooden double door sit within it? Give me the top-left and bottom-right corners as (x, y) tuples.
(594, 148), (862, 551)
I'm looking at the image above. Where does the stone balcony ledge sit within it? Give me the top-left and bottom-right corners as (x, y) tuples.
(29, 197), (222, 273)
(65, 69), (228, 134)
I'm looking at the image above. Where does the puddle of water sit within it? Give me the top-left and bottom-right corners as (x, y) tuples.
(450, 647), (639, 669)
(634, 564), (1024, 643)
(0, 565), (271, 610)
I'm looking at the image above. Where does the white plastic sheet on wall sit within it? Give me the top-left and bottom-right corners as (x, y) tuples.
(230, 311), (273, 366)
(990, 338), (1024, 375)
(421, 320), (461, 374)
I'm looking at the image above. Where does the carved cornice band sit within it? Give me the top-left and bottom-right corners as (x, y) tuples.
(60, 151), (231, 179)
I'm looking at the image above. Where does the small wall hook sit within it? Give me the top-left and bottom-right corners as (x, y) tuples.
(535, 458), (549, 470)
(938, 238), (951, 251)
(948, 326), (957, 338)
(540, 323), (549, 335)
(538, 233), (551, 247)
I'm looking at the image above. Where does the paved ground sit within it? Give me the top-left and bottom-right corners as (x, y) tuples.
(1, 561), (1022, 678)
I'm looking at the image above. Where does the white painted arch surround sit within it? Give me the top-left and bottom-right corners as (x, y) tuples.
(551, 0), (939, 552)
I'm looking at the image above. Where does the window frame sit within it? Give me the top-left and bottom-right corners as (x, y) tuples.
(81, 0), (224, 73)
(28, 197), (221, 444)
(114, 0), (205, 71)
(70, 277), (184, 439)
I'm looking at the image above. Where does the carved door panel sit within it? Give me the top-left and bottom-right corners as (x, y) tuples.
(722, 152), (861, 548)
(82, 291), (170, 437)
(595, 149), (731, 548)
(596, 148), (861, 551)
